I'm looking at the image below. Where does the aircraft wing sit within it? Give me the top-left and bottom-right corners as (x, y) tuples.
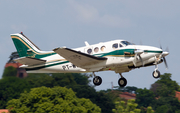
(14, 57), (46, 66)
(53, 47), (107, 67)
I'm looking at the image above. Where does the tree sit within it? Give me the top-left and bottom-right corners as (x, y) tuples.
(2, 66), (17, 77)
(112, 99), (141, 113)
(153, 96), (180, 113)
(25, 73), (55, 88)
(1, 72), (115, 112)
(150, 73), (179, 97)
(149, 73), (180, 112)
(68, 85), (115, 113)
(0, 77), (31, 109)
(117, 86), (138, 94)
(135, 88), (155, 108)
(7, 86), (101, 113)
(112, 99), (154, 113)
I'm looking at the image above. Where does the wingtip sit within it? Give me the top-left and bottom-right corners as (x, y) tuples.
(53, 48), (60, 51)
(53, 47), (67, 51)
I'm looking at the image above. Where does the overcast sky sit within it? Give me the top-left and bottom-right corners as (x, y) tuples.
(0, 0), (180, 90)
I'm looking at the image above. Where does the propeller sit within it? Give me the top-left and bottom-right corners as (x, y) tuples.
(160, 45), (169, 69)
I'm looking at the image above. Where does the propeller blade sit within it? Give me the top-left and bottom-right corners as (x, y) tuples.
(165, 47), (169, 52)
(163, 57), (168, 69)
(139, 55), (144, 67)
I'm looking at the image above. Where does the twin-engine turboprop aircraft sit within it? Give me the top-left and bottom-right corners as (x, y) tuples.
(11, 32), (169, 87)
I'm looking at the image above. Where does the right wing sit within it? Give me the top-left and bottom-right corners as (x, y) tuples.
(14, 57), (46, 66)
(53, 47), (107, 68)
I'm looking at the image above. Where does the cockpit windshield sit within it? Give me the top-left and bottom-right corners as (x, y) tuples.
(121, 41), (134, 46)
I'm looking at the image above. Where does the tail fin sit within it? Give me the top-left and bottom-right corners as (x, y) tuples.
(11, 32), (54, 59)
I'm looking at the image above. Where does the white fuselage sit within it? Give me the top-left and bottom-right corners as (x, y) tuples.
(24, 40), (163, 74)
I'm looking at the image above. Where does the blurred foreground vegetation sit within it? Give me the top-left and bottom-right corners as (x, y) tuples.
(1, 66), (180, 113)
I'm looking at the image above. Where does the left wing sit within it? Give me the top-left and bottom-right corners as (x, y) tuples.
(53, 47), (107, 68)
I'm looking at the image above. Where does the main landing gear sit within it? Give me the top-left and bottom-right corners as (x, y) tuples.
(92, 72), (128, 87)
(118, 73), (127, 87)
(92, 72), (102, 86)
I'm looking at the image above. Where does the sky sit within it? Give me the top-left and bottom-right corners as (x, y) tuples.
(0, 0), (180, 90)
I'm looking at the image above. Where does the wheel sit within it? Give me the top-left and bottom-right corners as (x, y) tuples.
(93, 76), (102, 86)
(152, 70), (161, 78)
(118, 78), (127, 87)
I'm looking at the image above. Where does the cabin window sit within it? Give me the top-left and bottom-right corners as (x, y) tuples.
(112, 43), (118, 49)
(94, 47), (99, 53)
(87, 48), (92, 54)
(101, 46), (106, 51)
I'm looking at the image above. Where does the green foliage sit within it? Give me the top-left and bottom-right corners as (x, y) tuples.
(52, 73), (77, 87)
(0, 72), (114, 112)
(7, 86), (101, 113)
(146, 106), (154, 113)
(112, 99), (154, 113)
(2, 66), (17, 77)
(0, 77), (31, 109)
(112, 99), (141, 113)
(135, 88), (155, 108)
(153, 96), (180, 113)
(25, 73), (55, 87)
(151, 73), (179, 97)
(117, 86), (138, 94)
(136, 73), (180, 112)
(155, 105), (169, 113)
(68, 85), (115, 113)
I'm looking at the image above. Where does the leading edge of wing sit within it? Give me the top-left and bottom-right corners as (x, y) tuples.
(53, 47), (107, 67)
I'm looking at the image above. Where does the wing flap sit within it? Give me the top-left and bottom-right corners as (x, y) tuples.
(14, 57), (46, 66)
(53, 47), (107, 67)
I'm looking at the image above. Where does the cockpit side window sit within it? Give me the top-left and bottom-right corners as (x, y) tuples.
(119, 44), (123, 47)
(121, 41), (134, 46)
(112, 43), (118, 49)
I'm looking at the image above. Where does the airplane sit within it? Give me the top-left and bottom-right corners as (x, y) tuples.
(11, 32), (169, 87)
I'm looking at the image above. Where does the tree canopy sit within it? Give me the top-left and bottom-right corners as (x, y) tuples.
(0, 77), (31, 109)
(7, 86), (101, 113)
(2, 66), (17, 77)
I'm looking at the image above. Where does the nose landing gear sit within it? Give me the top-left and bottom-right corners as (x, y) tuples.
(152, 70), (161, 78)
(152, 61), (161, 79)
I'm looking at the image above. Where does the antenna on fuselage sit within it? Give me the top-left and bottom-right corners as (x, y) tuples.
(85, 41), (90, 46)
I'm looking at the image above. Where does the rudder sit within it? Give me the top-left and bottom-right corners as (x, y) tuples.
(11, 32), (41, 58)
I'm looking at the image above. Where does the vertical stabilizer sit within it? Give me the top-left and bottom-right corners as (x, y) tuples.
(11, 32), (55, 59)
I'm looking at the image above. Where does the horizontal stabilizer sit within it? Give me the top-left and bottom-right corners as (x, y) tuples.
(14, 57), (46, 66)
(53, 47), (107, 67)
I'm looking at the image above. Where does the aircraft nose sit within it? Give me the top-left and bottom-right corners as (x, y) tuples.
(162, 51), (169, 57)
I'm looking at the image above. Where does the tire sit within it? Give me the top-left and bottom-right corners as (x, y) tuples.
(152, 70), (161, 78)
(93, 76), (102, 86)
(118, 78), (127, 87)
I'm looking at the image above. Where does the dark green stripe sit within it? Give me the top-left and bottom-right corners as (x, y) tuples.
(26, 61), (69, 71)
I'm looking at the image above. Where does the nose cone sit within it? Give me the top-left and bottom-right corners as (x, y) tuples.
(162, 51), (169, 57)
